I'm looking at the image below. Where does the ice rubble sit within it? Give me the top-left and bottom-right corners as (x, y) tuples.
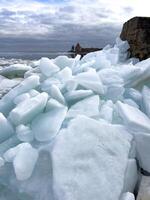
(0, 37), (150, 200)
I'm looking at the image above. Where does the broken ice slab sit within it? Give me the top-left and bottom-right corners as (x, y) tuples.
(75, 69), (104, 95)
(0, 75), (40, 116)
(135, 133), (150, 173)
(116, 101), (150, 132)
(137, 176), (150, 200)
(121, 192), (135, 200)
(64, 89), (93, 104)
(0, 135), (20, 156)
(31, 106), (67, 142)
(0, 113), (15, 143)
(52, 115), (132, 200)
(54, 55), (74, 69)
(49, 85), (65, 105)
(40, 57), (59, 77)
(142, 86), (150, 117)
(0, 64), (31, 78)
(66, 95), (100, 118)
(13, 143), (39, 180)
(9, 92), (48, 125)
(16, 124), (34, 142)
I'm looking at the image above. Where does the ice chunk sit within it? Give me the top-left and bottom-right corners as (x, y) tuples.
(67, 95), (100, 118)
(0, 135), (20, 156)
(49, 85), (65, 105)
(121, 192), (135, 200)
(135, 133), (150, 173)
(9, 92), (48, 125)
(54, 56), (74, 69)
(52, 115), (132, 200)
(16, 124), (34, 142)
(31, 106), (67, 141)
(28, 89), (39, 97)
(71, 54), (81, 70)
(142, 86), (150, 117)
(41, 77), (63, 92)
(75, 69), (104, 95)
(73, 60), (95, 74)
(55, 67), (72, 83)
(45, 98), (64, 112)
(0, 77), (21, 98)
(40, 57), (59, 77)
(0, 64), (31, 78)
(13, 93), (30, 104)
(115, 37), (130, 53)
(94, 51), (111, 70)
(13, 143), (39, 180)
(99, 100), (114, 123)
(0, 157), (5, 167)
(105, 84), (124, 102)
(98, 68), (123, 86)
(116, 101), (150, 132)
(65, 79), (78, 92)
(0, 113), (14, 143)
(124, 88), (142, 105)
(3, 145), (20, 162)
(123, 99), (139, 109)
(0, 75), (40, 115)
(64, 90), (93, 103)
(123, 159), (138, 193)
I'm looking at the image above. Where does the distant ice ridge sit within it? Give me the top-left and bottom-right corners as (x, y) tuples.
(0, 37), (150, 200)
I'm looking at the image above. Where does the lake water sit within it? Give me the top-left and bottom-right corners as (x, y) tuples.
(0, 51), (74, 67)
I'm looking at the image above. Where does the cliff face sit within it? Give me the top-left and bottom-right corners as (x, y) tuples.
(120, 17), (150, 60)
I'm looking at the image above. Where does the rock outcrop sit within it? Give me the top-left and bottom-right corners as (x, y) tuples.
(120, 17), (150, 60)
(69, 43), (102, 58)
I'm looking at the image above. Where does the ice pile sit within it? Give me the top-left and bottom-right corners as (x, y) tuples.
(0, 37), (150, 200)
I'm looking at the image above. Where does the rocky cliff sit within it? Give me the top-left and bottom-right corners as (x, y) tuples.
(120, 17), (150, 60)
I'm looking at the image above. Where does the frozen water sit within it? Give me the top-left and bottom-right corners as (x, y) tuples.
(0, 113), (14, 143)
(16, 124), (34, 142)
(117, 101), (150, 132)
(75, 69), (105, 94)
(49, 85), (65, 105)
(13, 93), (30, 104)
(64, 89), (93, 103)
(123, 159), (138, 193)
(31, 106), (67, 141)
(52, 115), (132, 200)
(121, 192), (135, 200)
(0, 64), (31, 78)
(0, 75), (40, 115)
(13, 143), (39, 180)
(9, 92), (48, 125)
(142, 86), (150, 117)
(135, 133), (150, 173)
(67, 95), (100, 118)
(40, 57), (59, 77)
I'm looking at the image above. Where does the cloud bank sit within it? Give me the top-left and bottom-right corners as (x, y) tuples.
(0, 0), (149, 51)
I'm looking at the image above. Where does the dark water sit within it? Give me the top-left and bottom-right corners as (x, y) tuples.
(0, 51), (75, 67)
(0, 51), (73, 60)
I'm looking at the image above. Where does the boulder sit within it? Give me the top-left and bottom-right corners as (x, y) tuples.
(120, 17), (150, 60)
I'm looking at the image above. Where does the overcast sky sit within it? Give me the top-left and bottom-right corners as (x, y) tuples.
(0, 0), (149, 52)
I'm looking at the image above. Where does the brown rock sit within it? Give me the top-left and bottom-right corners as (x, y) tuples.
(120, 17), (150, 60)
(74, 43), (102, 57)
